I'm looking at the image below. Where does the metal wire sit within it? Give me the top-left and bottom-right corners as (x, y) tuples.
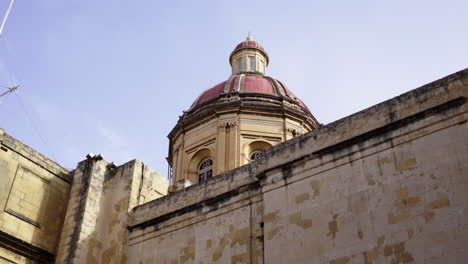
(15, 91), (58, 161)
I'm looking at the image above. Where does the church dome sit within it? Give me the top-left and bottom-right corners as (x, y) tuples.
(167, 35), (320, 187)
(189, 74), (310, 113)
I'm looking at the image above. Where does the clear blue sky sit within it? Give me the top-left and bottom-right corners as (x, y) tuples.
(0, 0), (467, 175)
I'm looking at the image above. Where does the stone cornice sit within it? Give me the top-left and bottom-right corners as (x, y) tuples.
(168, 93), (317, 141)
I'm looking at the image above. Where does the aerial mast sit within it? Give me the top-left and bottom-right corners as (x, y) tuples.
(0, 85), (18, 98)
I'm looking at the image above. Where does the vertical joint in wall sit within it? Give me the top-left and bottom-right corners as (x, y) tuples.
(137, 162), (145, 206)
(63, 159), (94, 264)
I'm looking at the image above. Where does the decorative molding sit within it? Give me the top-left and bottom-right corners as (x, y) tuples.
(219, 94), (240, 103)
(286, 127), (302, 137)
(218, 120), (238, 129)
(185, 138), (217, 154)
(241, 134), (282, 142)
(283, 100), (301, 110)
(240, 118), (282, 127)
(233, 74), (244, 92)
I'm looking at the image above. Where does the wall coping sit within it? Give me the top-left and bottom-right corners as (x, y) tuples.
(0, 129), (70, 182)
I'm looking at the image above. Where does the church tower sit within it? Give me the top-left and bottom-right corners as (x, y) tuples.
(167, 35), (319, 190)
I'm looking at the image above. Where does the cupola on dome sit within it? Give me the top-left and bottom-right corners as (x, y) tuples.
(229, 33), (269, 67)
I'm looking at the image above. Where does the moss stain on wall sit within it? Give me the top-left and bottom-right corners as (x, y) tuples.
(295, 193), (310, 204)
(309, 180), (320, 198)
(327, 214), (339, 239)
(288, 212), (312, 229)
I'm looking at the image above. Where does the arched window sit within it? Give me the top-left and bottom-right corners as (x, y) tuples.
(198, 158), (213, 183)
(243, 140), (273, 165)
(249, 56), (255, 71)
(259, 60), (265, 74)
(237, 59), (243, 72)
(250, 151), (262, 161)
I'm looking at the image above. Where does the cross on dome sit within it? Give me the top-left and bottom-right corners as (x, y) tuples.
(247, 32), (253, 41)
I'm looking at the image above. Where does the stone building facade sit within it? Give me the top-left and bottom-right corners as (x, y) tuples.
(0, 37), (467, 263)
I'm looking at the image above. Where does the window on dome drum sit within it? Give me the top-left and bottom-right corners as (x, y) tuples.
(250, 151), (262, 162)
(198, 158), (213, 183)
(237, 59), (243, 72)
(249, 56), (255, 71)
(259, 61), (265, 73)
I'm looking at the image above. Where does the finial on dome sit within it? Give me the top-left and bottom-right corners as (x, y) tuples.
(246, 32), (253, 41)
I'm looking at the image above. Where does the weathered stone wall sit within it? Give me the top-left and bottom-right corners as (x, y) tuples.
(127, 69), (468, 263)
(0, 130), (70, 263)
(128, 185), (264, 263)
(261, 100), (467, 263)
(131, 161), (169, 207)
(55, 158), (168, 264)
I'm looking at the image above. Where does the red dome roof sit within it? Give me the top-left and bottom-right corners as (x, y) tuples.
(234, 41), (266, 53)
(190, 74), (310, 112)
(229, 40), (270, 64)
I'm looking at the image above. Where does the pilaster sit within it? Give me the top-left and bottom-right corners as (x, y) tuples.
(55, 156), (108, 264)
(216, 123), (226, 175)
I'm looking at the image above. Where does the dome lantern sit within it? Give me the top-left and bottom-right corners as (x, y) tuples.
(229, 34), (269, 76)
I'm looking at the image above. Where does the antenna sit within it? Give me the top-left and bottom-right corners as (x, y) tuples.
(0, 85), (18, 98)
(0, 0), (15, 38)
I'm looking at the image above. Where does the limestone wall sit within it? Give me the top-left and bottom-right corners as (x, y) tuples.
(55, 158), (168, 264)
(127, 69), (468, 263)
(261, 100), (467, 263)
(0, 130), (70, 263)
